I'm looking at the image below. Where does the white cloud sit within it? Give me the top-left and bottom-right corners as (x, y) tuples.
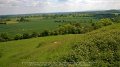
(0, 0), (120, 15)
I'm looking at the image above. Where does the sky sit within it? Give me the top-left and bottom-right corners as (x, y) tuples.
(0, 0), (120, 15)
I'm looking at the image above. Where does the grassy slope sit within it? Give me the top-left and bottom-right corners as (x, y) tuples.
(0, 23), (120, 67)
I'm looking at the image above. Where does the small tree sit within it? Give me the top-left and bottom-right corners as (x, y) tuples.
(112, 16), (120, 23)
(98, 18), (113, 26)
(91, 22), (102, 30)
(0, 33), (9, 41)
(18, 17), (28, 22)
(20, 17), (25, 22)
(14, 34), (23, 40)
(22, 33), (30, 39)
(41, 30), (50, 36)
(31, 32), (38, 37)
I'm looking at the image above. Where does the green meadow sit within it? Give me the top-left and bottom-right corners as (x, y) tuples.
(0, 11), (120, 67)
(0, 23), (120, 67)
(0, 16), (96, 37)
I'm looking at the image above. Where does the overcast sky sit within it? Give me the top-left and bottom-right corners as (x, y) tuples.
(0, 0), (120, 15)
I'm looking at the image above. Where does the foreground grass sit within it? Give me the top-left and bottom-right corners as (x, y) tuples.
(0, 23), (120, 67)
(0, 34), (84, 67)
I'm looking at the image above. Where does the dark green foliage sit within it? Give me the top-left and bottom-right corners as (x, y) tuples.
(112, 16), (120, 23)
(56, 23), (82, 35)
(0, 22), (6, 24)
(17, 17), (29, 22)
(98, 18), (113, 26)
(0, 33), (10, 42)
(92, 18), (113, 30)
(94, 14), (116, 19)
(52, 30), (59, 35)
(41, 30), (50, 36)
(31, 32), (39, 37)
(59, 29), (120, 67)
(0, 19), (7, 24)
(91, 22), (102, 29)
(22, 33), (30, 39)
(60, 51), (80, 64)
(0, 33), (9, 39)
(14, 34), (23, 40)
(5, 18), (11, 21)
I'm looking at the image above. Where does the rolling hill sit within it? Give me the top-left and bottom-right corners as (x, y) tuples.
(0, 23), (120, 67)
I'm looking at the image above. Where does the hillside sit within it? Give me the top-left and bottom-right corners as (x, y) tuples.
(0, 23), (120, 67)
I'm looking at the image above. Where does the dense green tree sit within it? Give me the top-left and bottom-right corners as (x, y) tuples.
(22, 33), (30, 39)
(91, 22), (102, 29)
(98, 18), (113, 26)
(14, 34), (23, 40)
(0, 33), (9, 41)
(91, 18), (113, 30)
(17, 17), (28, 22)
(31, 32), (39, 37)
(0, 33), (9, 40)
(41, 30), (50, 36)
(112, 16), (120, 23)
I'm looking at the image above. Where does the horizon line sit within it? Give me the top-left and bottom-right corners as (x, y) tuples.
(0, 9), (119, 16)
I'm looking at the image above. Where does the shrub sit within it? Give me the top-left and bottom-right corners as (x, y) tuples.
(41, 30), (50, 36)
(17, 17), (29, 22)
(0, 33), (10, 42)
(91, 22), (102, 29)
(31, 32), (38, 37)
(59, 29), (120, 67)
(14, 34), (23, 40)
(98, 18), (113, 26)
(22, 33), (30, 39)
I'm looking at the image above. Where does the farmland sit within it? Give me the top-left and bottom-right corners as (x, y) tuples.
(0, 16), (96, 37)
(0, 23), (120, 67)
(0, 10), (120, 67)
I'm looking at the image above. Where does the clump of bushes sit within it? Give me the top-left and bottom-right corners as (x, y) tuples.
(17, 17), (29, 22)
(59, 29), (120, 67)
(14, 34), (23, 40)
(92, 18), (113, 29)
(0, 33), (10, 42)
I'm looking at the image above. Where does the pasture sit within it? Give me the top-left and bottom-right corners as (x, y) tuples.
(0, 16), (97, 37)
(0, 11), (120, 67)
(0, 23), (120, 67)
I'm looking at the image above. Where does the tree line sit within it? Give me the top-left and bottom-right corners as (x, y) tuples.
(0, 18), (115, 42)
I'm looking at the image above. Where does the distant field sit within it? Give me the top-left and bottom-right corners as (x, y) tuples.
(0, 17), (97, 37)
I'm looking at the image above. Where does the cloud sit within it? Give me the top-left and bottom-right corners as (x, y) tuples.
(0, 0), (120, 15)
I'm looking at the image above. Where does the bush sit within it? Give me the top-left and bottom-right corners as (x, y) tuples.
(98, 18), (113, 26)
(17, 17), (29, 22)
(91, 18), (113, 30)
(22, 33), (30, 39)
(91, 22), (102, 29)
(41, 30), (50, 36)
(14, 34), (23, 40)
(31, 32), (39, 37)
(59, 29), (120, 67)
(0, 33), (10, 42)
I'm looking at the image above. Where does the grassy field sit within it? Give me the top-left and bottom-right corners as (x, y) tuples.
(0, 17), (97, 37)
(0, 23), (120, 67)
